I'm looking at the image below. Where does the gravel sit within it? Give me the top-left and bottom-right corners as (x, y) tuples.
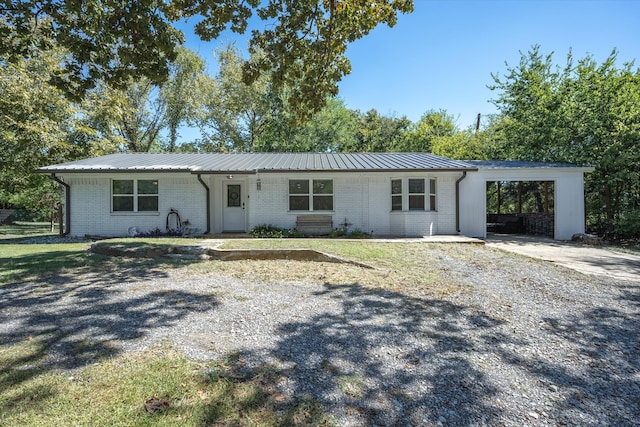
(1, 244), (639, 426)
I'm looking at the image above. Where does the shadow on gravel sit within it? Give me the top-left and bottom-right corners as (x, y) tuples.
(0, 266), (219, 400)
(199, 278), (640, 426)
(535, 283), (640, 425)
(209, 283), (509, 426)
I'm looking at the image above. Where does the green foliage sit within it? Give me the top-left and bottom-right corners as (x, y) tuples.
(329, 228), (371, 239)
(1, 0), (413, 118)
(250, 224), (294, 238)
(162, 47), (208, 152)
(339, 109), (412, 152)
(399, 110), (456, 152)
(611, 212), (640, 239)
(197, 45), (272, 152)
(258, 97), (359, 152)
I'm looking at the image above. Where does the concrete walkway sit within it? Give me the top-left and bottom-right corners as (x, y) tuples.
(486, 234), (640, 282)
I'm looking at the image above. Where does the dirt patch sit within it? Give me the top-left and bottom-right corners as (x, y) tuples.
(90, 241), (375, 269)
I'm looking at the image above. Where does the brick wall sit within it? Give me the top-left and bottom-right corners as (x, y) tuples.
(67, 174), (206, 237)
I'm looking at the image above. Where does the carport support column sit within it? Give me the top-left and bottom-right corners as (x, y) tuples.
(555, 175), (586, 240)
(49, 173), (70, 236)
(197, 174), (211, 234)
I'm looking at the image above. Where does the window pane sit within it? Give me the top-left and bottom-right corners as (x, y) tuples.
(138, 180), (158, 195)
(391, 179), (402, 195)
(113, 180), (133, 195)
(227, 184), (241, 207)
(392, 195), (402, 211)
(430, 178), (436, 194)
(313, 179), (333, 194)
(289, 180), (309, 194)
(409, 195), (425, 210)
(289, 196), (309, 211)
(138, 196), (158, 211)
(113, 196), (133, 211)
(430, 195), (436, 211)
(313, 196), (333, 211)
(408, 179), (425, 194)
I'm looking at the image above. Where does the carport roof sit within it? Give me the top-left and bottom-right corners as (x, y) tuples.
(38, 152), (478, 174)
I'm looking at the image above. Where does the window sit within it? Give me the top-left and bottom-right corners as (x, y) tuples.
(391, 178), (437, 211)
(408, 179), (425, 210)
(289, 179), (333, 211)
(391, 179), (402, 211)
(429, 178), (437, 211)
(112, 179), (158, 212)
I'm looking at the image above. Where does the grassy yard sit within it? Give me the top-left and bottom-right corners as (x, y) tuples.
(0, 339), (330, 426)
(1, 225), (335, 426)
(0, 222), (56, 239)
(1, 232), (491, 424)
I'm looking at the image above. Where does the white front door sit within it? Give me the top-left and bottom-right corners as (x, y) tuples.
(223, 182), (246, 232)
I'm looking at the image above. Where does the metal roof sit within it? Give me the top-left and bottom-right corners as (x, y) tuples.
(465, 160), (593, 170)
(38, 152), (478, 173)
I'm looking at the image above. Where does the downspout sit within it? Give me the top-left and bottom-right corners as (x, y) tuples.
(455, 171), (467, 234)
(49, 173), (70, 236)
(196, 174), (211, 234)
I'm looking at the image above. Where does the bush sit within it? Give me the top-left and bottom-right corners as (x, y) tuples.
(329, 228), (370, 239)
(611, 213), (640, 239)
(250, 225), (292, 238)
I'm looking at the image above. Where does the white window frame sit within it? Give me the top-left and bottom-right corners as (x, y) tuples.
(391, 179), (402, 211)
(288, 179), (334, 212)
(391, 177), (437, 212)
(429, 178), (437, 211)
(111, 179), (159, 213)
(408, 178), (426, 211)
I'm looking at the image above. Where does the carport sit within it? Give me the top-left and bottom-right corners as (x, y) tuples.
(458, 160), (594, 240)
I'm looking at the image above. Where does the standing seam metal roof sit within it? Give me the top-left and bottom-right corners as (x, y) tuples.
(38, 152), (478, 173)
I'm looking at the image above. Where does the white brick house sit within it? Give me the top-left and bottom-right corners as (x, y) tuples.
(38, 153), (593, 240)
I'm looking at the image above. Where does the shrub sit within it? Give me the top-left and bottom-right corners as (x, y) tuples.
(329, 228), (370, 239)
(250, 225), (291, 238)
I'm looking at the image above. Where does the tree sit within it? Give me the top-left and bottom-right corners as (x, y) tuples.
(1, 0), (413, 116)
(0, 42), (109, 225)
(258, 97), (359, 152)
(0, 45), (75, 197)
(89, 78), (167, 152)
(400, 110), (457, 152)
(197, 45), (272, 152)
(341, 109), (412, 152)
(162, 47), (207, 152)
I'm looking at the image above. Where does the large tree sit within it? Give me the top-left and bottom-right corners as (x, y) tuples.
(162, 47), (207, 152)
(197, 45), (272, 152)
(0, 43), (107, 222)
(1, 0), (413, 115)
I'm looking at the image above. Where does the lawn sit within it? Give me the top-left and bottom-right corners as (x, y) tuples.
(1, 228), (493, 425)
(1, 225), (335, 426)
(0, 222), (56, 239)
(4, 225), (626, 426)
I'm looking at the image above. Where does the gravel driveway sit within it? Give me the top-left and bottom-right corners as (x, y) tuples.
(1, 243), (639, 426)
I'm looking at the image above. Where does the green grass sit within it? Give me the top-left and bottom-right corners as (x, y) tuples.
(0, 223), (473, 425)
(212, 239), (467, 297)
(0, 222), (55, 240)
(0, 225), (337, 425)
(0, 340), (333, 426)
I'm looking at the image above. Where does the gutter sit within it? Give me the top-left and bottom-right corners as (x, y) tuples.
(455, 171), (467, 233)
(196, 174), (211, 234)
(49, 173), (70, 235)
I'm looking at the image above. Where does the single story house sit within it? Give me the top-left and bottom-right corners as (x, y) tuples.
(37, 152), (593, 240)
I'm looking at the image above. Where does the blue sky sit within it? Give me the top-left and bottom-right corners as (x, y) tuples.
(181, 0), (639, 130)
